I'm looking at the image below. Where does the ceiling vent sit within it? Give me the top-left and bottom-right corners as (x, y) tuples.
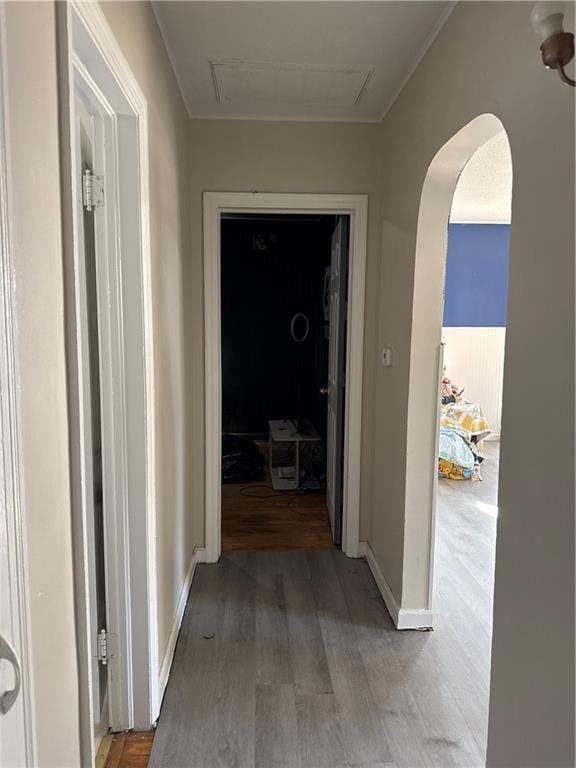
(210, 59), (373, 106)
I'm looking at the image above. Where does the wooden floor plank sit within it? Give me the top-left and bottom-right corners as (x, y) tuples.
(105, 732), (154, 768)
(284, 572), (333, 696)
(104, 733), (126, 768)
(324, 644), (394, 766)
(295, 693), (347, 768)
(255, 684), (301, 768)
(255, 573), (293, 686)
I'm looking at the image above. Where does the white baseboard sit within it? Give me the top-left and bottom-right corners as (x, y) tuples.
(394, 608), (434, 630)
(157, 546), (206, 713)
(362, 542), (434, 630)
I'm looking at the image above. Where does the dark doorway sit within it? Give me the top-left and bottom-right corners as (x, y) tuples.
(220, 213), (349, 551)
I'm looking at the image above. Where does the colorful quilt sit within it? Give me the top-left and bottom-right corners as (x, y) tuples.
(440, 400), (491, 443)
(438, 399), (491, 480)
(438, 457), (474, 481)
(438, 428), (474, 480)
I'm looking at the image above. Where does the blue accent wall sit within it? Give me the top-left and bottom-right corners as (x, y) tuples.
(443, 223), (510, 327)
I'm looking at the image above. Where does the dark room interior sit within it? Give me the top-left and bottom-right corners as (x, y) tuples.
(220, 212), (346, 551)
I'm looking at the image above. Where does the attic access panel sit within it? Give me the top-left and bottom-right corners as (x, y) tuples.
(210, 59), (373, 106)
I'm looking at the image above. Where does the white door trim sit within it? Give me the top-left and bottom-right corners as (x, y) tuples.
(59, 1), (157, 759)
(203, 192), (368, 562)
(0, 6), (35, 762)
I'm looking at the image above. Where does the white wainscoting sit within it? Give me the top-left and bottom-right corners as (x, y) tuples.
(442, 326), (505, 439)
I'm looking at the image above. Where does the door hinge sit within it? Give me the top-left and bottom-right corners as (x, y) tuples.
(97, 628), (108, 666)
(82, 169), (104, 211)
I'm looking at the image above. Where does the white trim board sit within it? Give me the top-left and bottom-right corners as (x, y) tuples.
(362, 543), (434, 631)
(59, 2), (157, 761)
(0, 6), (36, 762)
(203, 192), (368, 563)
(157, 547), (206, 713)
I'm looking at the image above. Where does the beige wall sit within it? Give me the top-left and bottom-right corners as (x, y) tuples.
(99, 1), (194, 666)
(370, 2), (574, 766)
(3, 3), (82, 765)
(187, 119), (383, 546)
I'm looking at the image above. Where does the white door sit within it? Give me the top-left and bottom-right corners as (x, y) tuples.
(0, 408), (29, 768)
(326, 217), (349, 545)
(0, 18), (31, 760)
(74, 97), (109, 741)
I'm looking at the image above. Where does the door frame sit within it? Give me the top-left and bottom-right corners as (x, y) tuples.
(73, 85), (111, 741)
(0, 6), (35, 762)
(58, 1), (157, 760)
(203, 192), (368, 562)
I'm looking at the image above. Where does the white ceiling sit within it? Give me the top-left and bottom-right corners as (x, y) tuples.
(450, 131), (513, 225)
(152, 1), (455, 122)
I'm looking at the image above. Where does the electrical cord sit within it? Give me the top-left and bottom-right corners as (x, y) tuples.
(238, 484), (327, 519)
(238, 485), (289, 499)
(239, 484), (312, 498)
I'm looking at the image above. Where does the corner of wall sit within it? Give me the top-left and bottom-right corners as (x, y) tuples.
(361, 542), (433, 630)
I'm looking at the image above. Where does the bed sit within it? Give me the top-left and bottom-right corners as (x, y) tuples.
(438, 399), (491, 480)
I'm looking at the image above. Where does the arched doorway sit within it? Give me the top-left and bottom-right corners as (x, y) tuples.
(402, 113), (512, 615)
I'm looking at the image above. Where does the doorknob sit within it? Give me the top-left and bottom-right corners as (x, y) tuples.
(319, 387), (328, 395)
(0, 634), (21, 715)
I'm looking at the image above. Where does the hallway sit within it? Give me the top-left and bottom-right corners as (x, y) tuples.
(1, 0), (572, 764)
(150, 437), (499, 768)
